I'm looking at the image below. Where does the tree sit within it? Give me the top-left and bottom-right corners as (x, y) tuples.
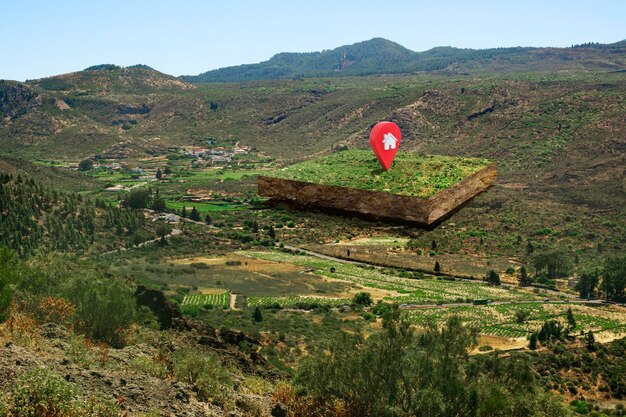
(181, 206), (187, 218)
(584, 331), (596, 350)
(156, 224), (172, 238)
(431, 240), (437, 250)
(518, 265), (532, 286)
(151, 195), (166, 212)
(163, 166), (173, 175)
(155, 168), (163, 180)
(528, 332), (538, 350)
(537, 320), (562, 343)
(205, 214), (212, 225)
(515, 309), (530, 323)
(78, 159), (93, 171)
(123, 189), (150, 209)
(434, 261), (441, 273)
(268, 226), (276, 239)
(294, 309), (570, 417)
(526, 241), (534, 254)
(485, 270), (501, 285)
(566, 308), (576, 330)
(189, 206), (201, 222)
(533, 251), (570, 280)
(252, 307), (263, 322)
(575, 271), (599, 299)
(352, 292), (372, 306)
(600, 255), (626, 301)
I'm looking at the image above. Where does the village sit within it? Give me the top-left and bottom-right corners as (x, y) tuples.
(74, 141), (255, 194)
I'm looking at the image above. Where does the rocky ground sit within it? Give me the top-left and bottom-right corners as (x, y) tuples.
(0, 290), (282, 416)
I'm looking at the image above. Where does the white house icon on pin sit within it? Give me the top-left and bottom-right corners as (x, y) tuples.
(382, 132), (398, 150)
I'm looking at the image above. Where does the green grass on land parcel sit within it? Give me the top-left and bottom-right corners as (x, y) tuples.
(265, 149), (491, 198)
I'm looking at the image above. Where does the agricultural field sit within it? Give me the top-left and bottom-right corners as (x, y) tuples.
(164, 199), (247, 213)
(406, 302), (626, 339)
(181, 291), (229, 308)
(247, 296), (350, 308)
(306, 242), (522, 281)
(241, 249), (543, 303)
(264, 149), (491, 198)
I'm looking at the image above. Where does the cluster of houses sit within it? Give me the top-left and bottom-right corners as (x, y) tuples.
(184, 142), (251, 167)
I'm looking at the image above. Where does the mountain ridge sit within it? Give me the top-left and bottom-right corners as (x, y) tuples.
(181, 37), (626, 83)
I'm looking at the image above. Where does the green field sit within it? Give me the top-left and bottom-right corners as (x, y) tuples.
(406, 302), (626, 338)
(165, 200), (247, 213)
(182, 292), (229, 308)
(247, 296), (350, 308)
(241, 250), (540, 303)
(264, 150), (491, 198)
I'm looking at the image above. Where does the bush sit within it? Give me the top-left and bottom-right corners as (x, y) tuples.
(0, 247), (18, 323)
(172, 348), (232, 403)
(63, 276), (137, 348)
(352, 292), (372, 306)
(0, 368), (120, 416)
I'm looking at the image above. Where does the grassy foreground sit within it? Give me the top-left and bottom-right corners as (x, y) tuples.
(265, 149), (491, 198)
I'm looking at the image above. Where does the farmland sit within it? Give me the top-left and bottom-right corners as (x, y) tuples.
(406, 302), (626, 339)
(181, 291), (229, 308)
(241, 249), (543, 304)
(247, 296), (350, 308)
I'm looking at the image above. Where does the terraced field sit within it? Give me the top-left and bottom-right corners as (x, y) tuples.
(247, 296), (350, 308)
(240, 250), (626, 340)
(406, 303), (626, 338)
(241, 250), (541, 304)
(181, 291), (229, 308)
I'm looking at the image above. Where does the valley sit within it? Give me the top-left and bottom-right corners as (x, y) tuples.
(0, 38), (625, 417)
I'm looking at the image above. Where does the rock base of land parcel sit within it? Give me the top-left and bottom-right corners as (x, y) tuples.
(258, 163), (497, 226)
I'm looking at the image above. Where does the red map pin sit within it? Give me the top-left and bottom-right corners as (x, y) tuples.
(369, 121), (402, 171)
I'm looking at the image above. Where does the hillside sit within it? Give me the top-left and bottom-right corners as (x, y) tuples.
(1, 39), (626, 416)
(1, 62), (624, 267)
(181, 38), (626, 83)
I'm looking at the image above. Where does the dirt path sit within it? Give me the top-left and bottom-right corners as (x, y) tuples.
(229, 293), (238, 310)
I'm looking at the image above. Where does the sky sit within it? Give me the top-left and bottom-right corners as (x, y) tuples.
(1, 0), (625, 81)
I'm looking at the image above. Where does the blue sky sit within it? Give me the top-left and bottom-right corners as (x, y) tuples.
(1, 0), (625, 81)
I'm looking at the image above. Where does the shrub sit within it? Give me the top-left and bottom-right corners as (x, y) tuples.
(172, 348), (232, 403)
(352, 292), (372, 306)
(0, 247), (18, 323)
(0, 368), (120, 416)
(63, 276), (137, 348)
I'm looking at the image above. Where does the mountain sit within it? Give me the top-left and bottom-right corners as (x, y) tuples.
(181, 38), (626, 83)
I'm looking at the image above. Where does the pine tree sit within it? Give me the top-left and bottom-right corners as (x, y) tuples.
(156, 168), (163, 180)
(189, 206), (201, 221)
(485, 270), (501, 285)
(253, 307), (263, 323)
(518, 266), (532, 286)
(434, 261), (441, 273)
(529, 332), (538, 350)
(268, 226), (276, 239)
(566, 308), (576, 329)
(205, 214), (212, 225)
(584, 331), (596, 350)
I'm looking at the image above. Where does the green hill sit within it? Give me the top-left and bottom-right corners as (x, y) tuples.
(181, 38), (626, 83)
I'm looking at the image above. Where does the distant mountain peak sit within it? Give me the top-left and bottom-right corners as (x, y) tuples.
(180, 38), (626, 83)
